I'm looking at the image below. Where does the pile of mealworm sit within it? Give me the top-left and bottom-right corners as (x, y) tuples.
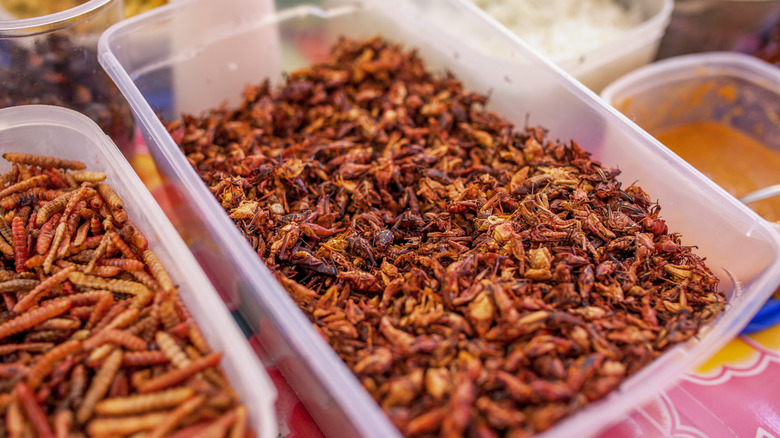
(0, 153), (250, 437)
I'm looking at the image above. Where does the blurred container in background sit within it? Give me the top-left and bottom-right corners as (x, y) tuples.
(124, 0), (167, 18)
(658, 0), (780, 58)
(0, 0), (134, 150)
(461, 0), (673, 92)
(601, 52), (780, 222)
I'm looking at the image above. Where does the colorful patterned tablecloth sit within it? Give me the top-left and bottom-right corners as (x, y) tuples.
(128, 140), (780, 438)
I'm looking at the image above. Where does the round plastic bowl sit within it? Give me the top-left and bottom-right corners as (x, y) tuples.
(0, 0), (134, 150)
(460, 0), (674, 92)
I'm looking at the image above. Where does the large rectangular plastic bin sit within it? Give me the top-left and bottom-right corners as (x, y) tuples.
(97, 1), (780, 437)
(0, 105), (278, 438)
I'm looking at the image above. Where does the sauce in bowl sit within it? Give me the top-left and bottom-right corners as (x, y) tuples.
(653, 121), (780, 222)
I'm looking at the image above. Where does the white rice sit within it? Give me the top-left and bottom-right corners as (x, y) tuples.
(472, 0), (644, 61)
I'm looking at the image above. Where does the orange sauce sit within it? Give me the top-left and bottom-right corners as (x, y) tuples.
(653, 121), (780, 222)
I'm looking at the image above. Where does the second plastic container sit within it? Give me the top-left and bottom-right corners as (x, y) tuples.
(0, 105), (278, 438)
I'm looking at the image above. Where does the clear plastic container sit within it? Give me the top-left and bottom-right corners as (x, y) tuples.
(98, 1), (780, 437)
(0, 0), (134, 150)
(600, 52), (780, 213)
(0, 105), (278, 438)
(601, 52), (780, 144)
(454, 0), (674, 92)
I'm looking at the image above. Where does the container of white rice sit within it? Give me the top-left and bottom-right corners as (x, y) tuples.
(461, 0), (674, 92)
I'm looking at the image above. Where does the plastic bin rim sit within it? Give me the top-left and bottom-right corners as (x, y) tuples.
(600, 51), (780, 102)
(0, 0), (117, 38)
(0, 105), (112, 137)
